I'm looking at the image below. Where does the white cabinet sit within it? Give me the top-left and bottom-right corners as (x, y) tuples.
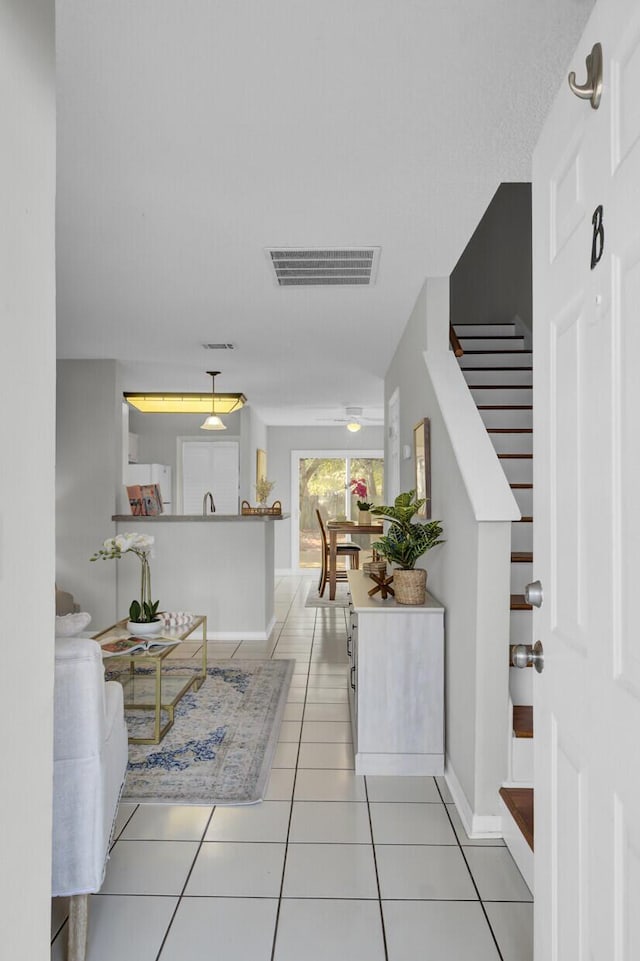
(347, 571), (445, 776)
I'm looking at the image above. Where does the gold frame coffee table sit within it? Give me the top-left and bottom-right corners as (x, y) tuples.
(93, 615), (207, 744)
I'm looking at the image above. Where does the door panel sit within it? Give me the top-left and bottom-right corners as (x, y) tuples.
(181, 441), (239, 514)
(549, 301), (585, 646)
(533, 2), (640, 958)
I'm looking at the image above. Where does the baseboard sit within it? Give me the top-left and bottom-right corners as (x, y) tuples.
(207, 615), (276, 642)
(445, 756), (503, 839)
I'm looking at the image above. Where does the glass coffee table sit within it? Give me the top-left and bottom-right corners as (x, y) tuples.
(92, 615), (207, 744)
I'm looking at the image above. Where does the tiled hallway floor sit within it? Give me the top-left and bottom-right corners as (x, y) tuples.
(51, 576), (533, 961)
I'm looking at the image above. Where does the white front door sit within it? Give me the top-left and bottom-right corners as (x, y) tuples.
(533, 1), (640, 957)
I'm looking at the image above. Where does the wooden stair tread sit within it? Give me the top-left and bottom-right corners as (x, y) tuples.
(499, 453), (533, 459)
(458, 334), (524, 340)
(462, 366), (533, 372)
(516, 516), (533, 523)
(513, 705), (533, 738)
(470, 384), (532, 390)
(487, 428), (533, 434)
(510, 483), (533, 489)
(499, 787), (534, 851)
(477, 405), (533, 410)
(462, 349), (532, 355)
(511, 594), (533, 610)
(511, 552), (533, 563)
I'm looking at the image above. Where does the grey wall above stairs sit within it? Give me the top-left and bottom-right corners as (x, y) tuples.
(450, 182), (532, 333)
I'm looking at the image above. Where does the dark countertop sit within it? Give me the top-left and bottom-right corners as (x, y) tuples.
(112, 513), (289, 522)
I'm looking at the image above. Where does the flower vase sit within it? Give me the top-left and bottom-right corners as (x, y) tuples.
(358, 509), (371, 525)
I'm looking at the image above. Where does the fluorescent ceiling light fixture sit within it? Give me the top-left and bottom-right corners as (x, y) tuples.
(124, 389), (246, 415)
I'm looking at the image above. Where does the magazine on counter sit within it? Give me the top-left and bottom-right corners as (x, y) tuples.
(100, 635), (179, 657)
(126, 483), (163, 516)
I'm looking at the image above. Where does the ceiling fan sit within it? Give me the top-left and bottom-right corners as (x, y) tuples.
(329, 406), (383, 432)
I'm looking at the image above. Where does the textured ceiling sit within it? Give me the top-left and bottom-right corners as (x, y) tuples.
(55, 0), (593, 425)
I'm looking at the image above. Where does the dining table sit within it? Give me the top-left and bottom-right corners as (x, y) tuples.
(326, 520), (384, 600)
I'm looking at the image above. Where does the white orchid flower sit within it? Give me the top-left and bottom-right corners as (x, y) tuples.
(131, 533), (154, 552)
(113, 533), (137, 553)
(90, 531), (159, 622)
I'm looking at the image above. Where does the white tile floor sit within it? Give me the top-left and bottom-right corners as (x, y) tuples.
(51, 575), (533, 961)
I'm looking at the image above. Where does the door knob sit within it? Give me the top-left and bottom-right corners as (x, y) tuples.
(524, 580), (544, 608)
(511, 640), (544, 674)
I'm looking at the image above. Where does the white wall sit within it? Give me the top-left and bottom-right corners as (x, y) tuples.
(57, 360), (123, 630)
(0, 1), (55, 955)
(385, 278), (516, 830)
(268, 425), (384, 570)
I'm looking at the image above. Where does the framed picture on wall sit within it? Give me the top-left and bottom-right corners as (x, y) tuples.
(413, 418), (431, 518)
(256, 448), (267, 484)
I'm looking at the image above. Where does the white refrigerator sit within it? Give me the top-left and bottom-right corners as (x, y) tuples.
(126, 463), (172, 514)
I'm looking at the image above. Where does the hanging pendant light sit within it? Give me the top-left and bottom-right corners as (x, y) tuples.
(200, 371), (227, 430)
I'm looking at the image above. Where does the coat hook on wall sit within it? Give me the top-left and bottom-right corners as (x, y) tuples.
(568, 41), (603, 110)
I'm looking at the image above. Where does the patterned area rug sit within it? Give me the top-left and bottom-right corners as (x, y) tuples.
(109, 659), (293, 805)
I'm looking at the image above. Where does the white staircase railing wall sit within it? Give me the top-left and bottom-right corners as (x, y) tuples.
(384, 277), (519, 836)
(424, 348), (519, 834)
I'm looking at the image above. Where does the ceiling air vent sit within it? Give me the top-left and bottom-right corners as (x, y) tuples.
(267, 247), (381, 287)
(202, 343), (236, 350)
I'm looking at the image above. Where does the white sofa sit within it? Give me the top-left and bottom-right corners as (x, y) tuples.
(52, 637), (128, 961)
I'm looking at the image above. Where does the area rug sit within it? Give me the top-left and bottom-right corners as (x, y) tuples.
(304, 583), (350, 608)
(108, 659), (294, 805)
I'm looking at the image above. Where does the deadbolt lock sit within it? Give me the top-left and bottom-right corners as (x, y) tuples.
(524, 580), (544, 608)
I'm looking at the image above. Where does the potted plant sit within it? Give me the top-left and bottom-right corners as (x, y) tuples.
(91, 532), (162, 634)
(349, 477), (373, 522)
(371, 490), (444, 604)
(255, 477), (275, 507)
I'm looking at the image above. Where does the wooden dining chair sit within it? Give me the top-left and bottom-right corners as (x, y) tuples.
(316, 509), (361, 597)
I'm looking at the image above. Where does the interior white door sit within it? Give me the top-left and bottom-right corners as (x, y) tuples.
(181, 441), (239, 514)
(533, 1), (640, 957)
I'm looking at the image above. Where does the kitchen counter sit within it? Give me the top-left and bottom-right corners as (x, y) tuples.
(112, 513), (289, 522)
(112, 515), (281, 639)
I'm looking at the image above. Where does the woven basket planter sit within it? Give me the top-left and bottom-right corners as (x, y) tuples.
(393, 568), (427, 605)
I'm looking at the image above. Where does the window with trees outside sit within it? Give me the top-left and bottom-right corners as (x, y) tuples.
(296, 454), (384, 569)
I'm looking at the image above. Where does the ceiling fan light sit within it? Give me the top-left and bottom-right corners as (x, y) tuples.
(200, 414), (226, 431)
(346, 420), (362, 432)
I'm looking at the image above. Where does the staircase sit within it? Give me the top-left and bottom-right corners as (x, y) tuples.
(453, 321), (534, 886)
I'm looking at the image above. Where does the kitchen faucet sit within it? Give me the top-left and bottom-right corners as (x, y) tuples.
(202, 491), (216, 515)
